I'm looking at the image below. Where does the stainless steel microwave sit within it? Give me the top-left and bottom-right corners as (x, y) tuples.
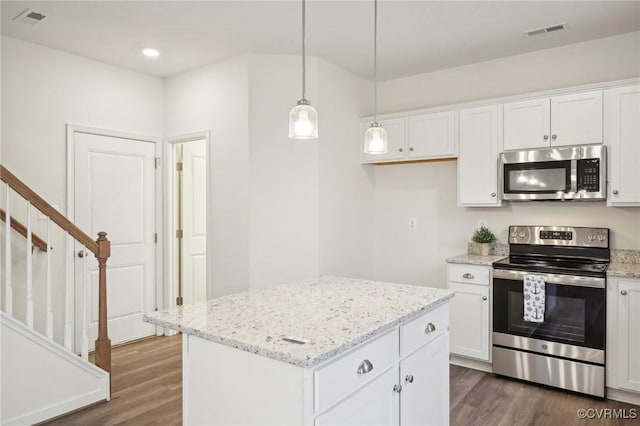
(499, 145), (606, 201)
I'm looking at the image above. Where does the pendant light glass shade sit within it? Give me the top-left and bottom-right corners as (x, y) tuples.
(364, 122), (388, 154)
(289, 0), (318, 139)
(289, 99), (318, 139)
(365, 0), (386, 154)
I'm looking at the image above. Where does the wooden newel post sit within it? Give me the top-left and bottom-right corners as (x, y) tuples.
(94, 231), (111, 376)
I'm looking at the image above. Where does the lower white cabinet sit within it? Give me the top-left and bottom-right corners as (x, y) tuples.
(447, 264), (491, 362)
(183, 303), (451, 425)
(608, 277), (640, 393)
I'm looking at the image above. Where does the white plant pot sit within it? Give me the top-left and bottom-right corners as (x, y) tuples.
(479, 243), (490, 257)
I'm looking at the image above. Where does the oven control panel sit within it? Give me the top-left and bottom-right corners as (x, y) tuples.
(509, 226), (609, 248)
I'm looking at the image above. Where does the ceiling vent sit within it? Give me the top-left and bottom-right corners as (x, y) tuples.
(13, 9), (47, 26)
(525, 23), (566, 37)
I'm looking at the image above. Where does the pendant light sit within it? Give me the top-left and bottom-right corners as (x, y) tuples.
(364, 0), (387, 154)
(289, 0), (318, 139)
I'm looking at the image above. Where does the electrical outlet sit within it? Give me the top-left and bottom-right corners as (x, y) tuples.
(409, 218), (417, 230)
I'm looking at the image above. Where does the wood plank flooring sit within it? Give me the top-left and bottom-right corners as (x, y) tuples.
(45, 336), (638, 425)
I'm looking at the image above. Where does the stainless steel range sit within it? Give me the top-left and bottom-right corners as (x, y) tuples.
(492, 225), (609, 397)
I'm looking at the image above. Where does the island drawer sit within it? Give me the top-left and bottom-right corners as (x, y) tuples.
(314, 328), (398, 413)
(400, 303), (449, 356)
(448, 264), (490, 285)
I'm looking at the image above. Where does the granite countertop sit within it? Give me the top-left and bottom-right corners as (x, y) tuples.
(445, 253), (505, 266)
(607, 262), (640, 279)
(144, 276), (454, 368)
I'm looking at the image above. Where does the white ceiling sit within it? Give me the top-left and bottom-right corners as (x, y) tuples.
(2, 1), (640, 80)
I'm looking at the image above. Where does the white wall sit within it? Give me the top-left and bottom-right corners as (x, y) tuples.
(1, 36), (163, 343)
(317, 59), (375, 279)
(247, 55), (320, 290)
(373, 32), (640, 288)
(164, 56), (251, 298)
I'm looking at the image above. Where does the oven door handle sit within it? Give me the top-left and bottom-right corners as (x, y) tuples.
(493, 269), (605, 289)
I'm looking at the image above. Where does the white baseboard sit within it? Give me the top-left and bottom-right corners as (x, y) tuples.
(607, 388), (640, 406)
(450, 354), (493, 373)
(3, 390), (106, 426)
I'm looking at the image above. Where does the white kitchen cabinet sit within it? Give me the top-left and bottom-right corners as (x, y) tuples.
(447, 264), (491, 361)
(361, 117), (406, 163)
(458, 104), (502, 207)
(503, 90), (603, 150)
(605, 85), (640, 206)
(361, 111), (457, 164)
(400, 333), (449, 426)
(608, 277), (640, 394)
(406, 111), (456, 159)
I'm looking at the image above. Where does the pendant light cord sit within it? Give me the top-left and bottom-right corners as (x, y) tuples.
(302, 0), (307, 100)
(373, 0), (378, 122)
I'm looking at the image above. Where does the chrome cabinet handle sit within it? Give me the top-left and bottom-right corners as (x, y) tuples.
(405, 375), (414, 383)
(482, 296), (488, 301)
(393, 384), (403, 393)
(399, 148), (403, 153)
(409, 147), (414, 152)
(551, 134), (557, 140)
(543, 135), (549, 140)
(462, 273), (475, 279)
(357, 359), (374, 375)
(491, 192), (496, 197)
(424, 322), (436, 334)
(621, 290), (628, 296)
(613, 190), (619, 195)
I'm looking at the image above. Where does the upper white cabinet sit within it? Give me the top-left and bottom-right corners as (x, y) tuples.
(406, 111), (456, 159)
(458, 104), (502, 207)
(361, 118), (406, 163)
(361, 111), (456, 164)
(503, 90), (603, 150)
(605, 85), (640, 206)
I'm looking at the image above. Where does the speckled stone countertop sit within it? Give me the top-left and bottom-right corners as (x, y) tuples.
(144, 276), (454, 368)
(607, 262), (640, 279)
(445, 253), (505, 266)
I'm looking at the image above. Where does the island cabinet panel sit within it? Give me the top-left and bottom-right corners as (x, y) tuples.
(400, 333), (450, 426)
(314, 329), (398, 413)
(315, 366), (399, 426)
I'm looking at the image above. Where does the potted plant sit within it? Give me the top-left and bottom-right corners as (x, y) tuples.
(472, 225), (497, 256)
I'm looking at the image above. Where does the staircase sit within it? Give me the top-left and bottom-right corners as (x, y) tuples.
(1, 165), (112, 425)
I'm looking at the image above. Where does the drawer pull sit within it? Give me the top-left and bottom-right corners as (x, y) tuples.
(462, 273), (475, 279)
(482, 296), (488, 301)
(357, 359), (374, 375)
(393, 384), (403, 393)
(424, 322), (436, 334)
(405, 374), (414, 383)
(621, 290), (628, 296)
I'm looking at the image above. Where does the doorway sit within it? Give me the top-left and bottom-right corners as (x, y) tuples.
(166, 133), (209, 308)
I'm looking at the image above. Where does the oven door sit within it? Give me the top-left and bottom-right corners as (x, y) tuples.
(493, 269), (605, 353)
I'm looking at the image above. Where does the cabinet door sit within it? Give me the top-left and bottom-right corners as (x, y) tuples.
(458, 104), (501, 206)
(400, 333), (450, 426)
(503, 97), (550, 151)
(361, 118), (406, 163)
(617, 279), (640, 393)
(448, 281), (490, 361)
(550, 90), (603, 147)
(605, 85), (640, 206)
(315, 366), (399, 426)
(407, 111), (456, 159)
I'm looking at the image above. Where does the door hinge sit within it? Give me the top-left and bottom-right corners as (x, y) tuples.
(176, 229), (183, 239)
(176, 161), (183, 172)
(154, 233), (158, 244)
(155, 157), (161, 169)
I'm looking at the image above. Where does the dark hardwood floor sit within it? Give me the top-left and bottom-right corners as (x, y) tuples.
(46, 336), (638, 425)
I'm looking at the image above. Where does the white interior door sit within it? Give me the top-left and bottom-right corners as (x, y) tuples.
(180, 140), (207, 305)
(74, 132), (157, 349)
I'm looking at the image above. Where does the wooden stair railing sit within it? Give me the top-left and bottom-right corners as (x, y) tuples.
(0, 208), (49, 252)
(0, 165), (111, 376)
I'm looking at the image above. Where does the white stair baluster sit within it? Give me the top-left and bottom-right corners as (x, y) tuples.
(81, 246), (89, 360)
(26, 203), (34, 328)
(64, 232), (72, 351)
(46, 217), (53, 339)
(4, 185), (12, 316)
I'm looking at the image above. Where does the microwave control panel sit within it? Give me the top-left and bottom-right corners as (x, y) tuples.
(577, 158), (600, 192)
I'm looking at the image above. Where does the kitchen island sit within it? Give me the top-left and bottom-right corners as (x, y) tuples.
(144, 276), (454, 425)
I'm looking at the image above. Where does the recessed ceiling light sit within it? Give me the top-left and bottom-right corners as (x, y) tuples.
(142, 48), (160, 58)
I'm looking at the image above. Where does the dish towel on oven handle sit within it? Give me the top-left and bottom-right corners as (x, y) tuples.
(523, 274), (545, 323)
